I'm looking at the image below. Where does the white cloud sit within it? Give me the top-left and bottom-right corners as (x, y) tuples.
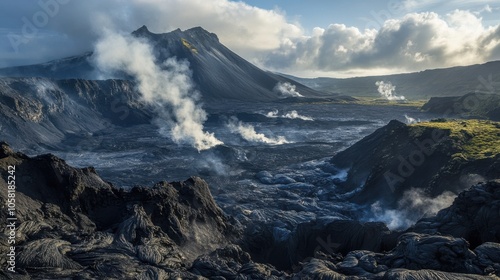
(265, 10), (500, 75)
(2, 1), (500, 77)
(402, 0), (499, 12)
(1, 0), (302, 67)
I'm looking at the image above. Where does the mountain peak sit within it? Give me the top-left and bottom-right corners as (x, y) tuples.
(130, 25), (219, 43)
(184, 26), (219, 42)
(132, 25), (151, 36)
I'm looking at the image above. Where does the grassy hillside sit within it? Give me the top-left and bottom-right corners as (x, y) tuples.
(330, 119), (500, 207)
(413, 119), (500, 160)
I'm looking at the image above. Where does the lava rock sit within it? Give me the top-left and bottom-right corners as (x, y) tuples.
(411, 181), (500, 247)
(0, 142), (232, 278)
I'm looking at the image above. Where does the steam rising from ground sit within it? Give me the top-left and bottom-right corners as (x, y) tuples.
(273, 82), (303, 98)
(266, 110), (314, 121)
(404, 114), (420, 124)
(375, 81), (405, 101)
(227, 117), (289, 145)
(93, 31), (222, 151)
(368, 188), (456, 230)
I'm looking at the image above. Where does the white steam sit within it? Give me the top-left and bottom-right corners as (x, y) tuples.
(368, 188), (456, 230)
(266, 110), (279, 118)
(273, 82), (303, 98)
(195, 154), (231, 176)
(283, 110), (314, 121)
(404, 114), (420, 124)
(93, 31), (222, 151)
(227, 117), (289, 145)
(375, 81), (405, 101)
(265, 110), (314, 121)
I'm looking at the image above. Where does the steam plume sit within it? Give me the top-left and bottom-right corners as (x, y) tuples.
(375, 81), (405, 101)
(227, 117), (288, 145)
(283, 110), (314, 121)
(273, 82), (303, 98)
(368, 188), (455, 230)
(404, 114), (420, 124)
(93, 31), (222, 151)
(265, 110), (314, 121)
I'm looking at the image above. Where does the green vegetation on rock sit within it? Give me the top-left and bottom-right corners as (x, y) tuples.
(352, 96), (427, 107)
(412, 119), (500, 160)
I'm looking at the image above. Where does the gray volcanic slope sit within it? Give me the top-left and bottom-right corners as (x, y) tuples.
(0, 26), (344, 103)
(0, 77), (152, 149)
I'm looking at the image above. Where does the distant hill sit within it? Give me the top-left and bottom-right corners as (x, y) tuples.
(421, 92), (500, 121)
(284, 60), (500, 99)
(0, 26), (350, 103)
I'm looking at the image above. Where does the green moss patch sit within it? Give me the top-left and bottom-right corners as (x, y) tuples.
(412, 119), (500, 160)
(352, 96), (427, 108)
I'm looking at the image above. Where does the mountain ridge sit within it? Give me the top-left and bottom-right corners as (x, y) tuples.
(421, 92), (500, 121)
(284, 60), (500, 99)
(0, 26), (343, 103)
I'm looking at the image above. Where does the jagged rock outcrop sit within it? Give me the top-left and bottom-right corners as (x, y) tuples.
(411, 180), (500, 247)
(288, 232), (500, 279)
(330, 119), (500, 207)
(0, 142), (231, 278)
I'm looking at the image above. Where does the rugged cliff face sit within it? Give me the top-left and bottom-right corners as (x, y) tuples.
(0, 142), (499, 279)
(331, 119), (500, 207)
(422, 92), (500, 121)
(0, 77), (152, 149)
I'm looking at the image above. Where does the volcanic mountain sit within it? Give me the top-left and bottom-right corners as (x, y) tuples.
(0, 26), (354, 149)
(0, 26), (345, 103)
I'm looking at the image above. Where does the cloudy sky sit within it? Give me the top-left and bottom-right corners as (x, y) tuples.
(1, 0), (500, 77)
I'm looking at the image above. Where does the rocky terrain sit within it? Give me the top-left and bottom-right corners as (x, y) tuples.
(330, 119), (500, 208)
(422, 92), (500, 121)
(0, 77), (153, 150)
(1, 138), (500, 279)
